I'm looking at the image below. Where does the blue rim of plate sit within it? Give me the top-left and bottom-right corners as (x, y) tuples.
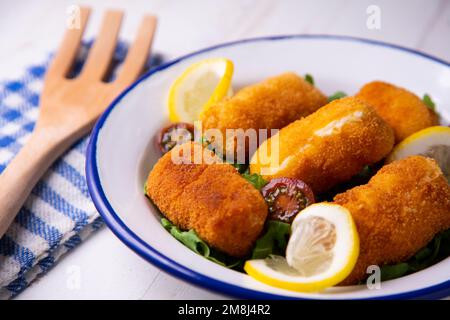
(86, 34), (450, 300)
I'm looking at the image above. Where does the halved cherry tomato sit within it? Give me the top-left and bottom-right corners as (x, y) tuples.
(157, 122), (195, 154)
(261, 178), (315, 223)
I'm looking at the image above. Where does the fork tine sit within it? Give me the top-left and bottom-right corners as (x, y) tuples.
(115, 15), (157, 86)
(46, 6), (91, 79)
(80, 10), (124, 80)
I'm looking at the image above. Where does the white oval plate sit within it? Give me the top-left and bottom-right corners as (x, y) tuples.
(86, 35), (450, 299)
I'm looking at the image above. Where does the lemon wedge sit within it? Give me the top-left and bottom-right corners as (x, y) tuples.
(167, 58), (234, 123)
(244, 203), (359, 292)
(386, 126), (450, 181)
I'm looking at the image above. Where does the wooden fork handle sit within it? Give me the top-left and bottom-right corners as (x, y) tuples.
(0, 128), (74, 239)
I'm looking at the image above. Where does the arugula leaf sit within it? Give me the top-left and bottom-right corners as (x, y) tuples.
(380, 263), (409, 281)
(251, 221), (291, 259)
(439, 229), (450, 257)
(161, 218), (242, 268)
(379, 228), (450, 281)
(231, 162), (249, 174)
(242, 173), (268, 190)
(207, 249), (243, 269)
(422, 94), (435, 111)
(414, 247), (432, 261)
(409, 232), (442, 272)
(354, 165), (374, 181)
(304, 74), (314, 86)
(327, 91), (347, 102)
(162, 218), (209, 255)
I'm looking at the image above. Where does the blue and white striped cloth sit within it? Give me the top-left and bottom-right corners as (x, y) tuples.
(0, 41), (163, 299)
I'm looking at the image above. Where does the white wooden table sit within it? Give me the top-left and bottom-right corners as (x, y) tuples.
(0, 0), (448, 300)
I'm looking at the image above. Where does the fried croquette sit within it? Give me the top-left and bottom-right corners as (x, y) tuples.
(250, 97), (395, 193)
(146, 142), (268, 257)
(356, 81), (439, 142)
(334, 156), (450, 285)
(200, 72), (327, 158)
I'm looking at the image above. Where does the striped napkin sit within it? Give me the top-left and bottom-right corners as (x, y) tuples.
(0, 41), (163, 299)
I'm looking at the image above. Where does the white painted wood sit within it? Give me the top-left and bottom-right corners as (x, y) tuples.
(0, 0), (447, 300)
(418, 0), (450, 60)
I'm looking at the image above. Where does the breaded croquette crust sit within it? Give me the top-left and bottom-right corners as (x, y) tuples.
(356, 81), (439, 142)
(250, 97), (395, 193)
(335, 156), (450, 285)
(146, 142), (268, 257)
(200, 72), (327, 156)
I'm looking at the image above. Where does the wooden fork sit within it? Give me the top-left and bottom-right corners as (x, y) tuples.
(0, 7), (157, 238)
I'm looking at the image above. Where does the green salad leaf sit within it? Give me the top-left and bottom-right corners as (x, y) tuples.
(251, 221), (291, 259)
(380, 263), (410, 281)
(231, 162), (249, 174)
(422, 94), (436, 111)
(304, 74), (314, 86)
(353, 164), (374, 182)
(242, 172), (268, 190)
(161, 218), (209, 255)
(161, 218), (242, 268)
(380, 228), (450, 281)
(327, 91), (347, 102)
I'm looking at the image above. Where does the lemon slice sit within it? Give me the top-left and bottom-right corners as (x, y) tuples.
(244, 203), (359, 292)
(386, 126), (450, 181)
(168, 58), (234, 123)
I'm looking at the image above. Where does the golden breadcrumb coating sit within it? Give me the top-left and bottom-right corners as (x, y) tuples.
(334, 156), (450, 285)
(199, 72), (327, 158)
(146, 142), (268, 257)
(250, 97), (395, 193)
(356, 81), (439, 143)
